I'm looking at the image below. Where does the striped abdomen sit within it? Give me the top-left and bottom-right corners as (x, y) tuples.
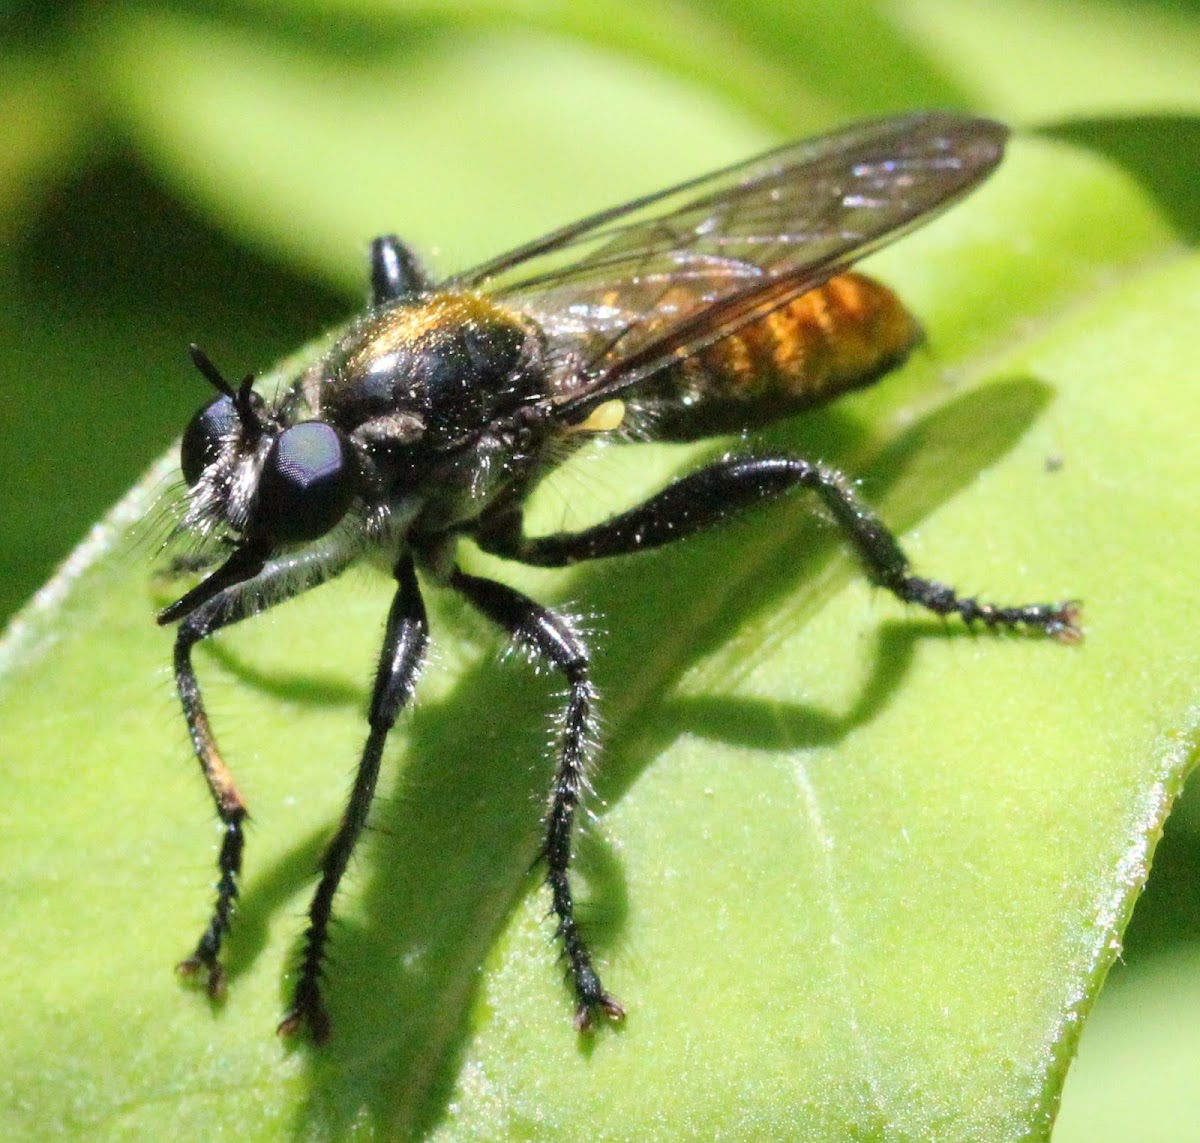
(636, 271), (921, 440)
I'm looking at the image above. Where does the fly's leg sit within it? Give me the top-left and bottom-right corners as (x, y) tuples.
(479, 454), (1080, 640)
(277, 553), (428, 1043)
(167, 548), (355, 1002)
(449, 567), (625, 1031)
(173, 604), (250, 999)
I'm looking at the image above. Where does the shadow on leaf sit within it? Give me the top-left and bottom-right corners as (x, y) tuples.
(201, 376), (1060, 1138)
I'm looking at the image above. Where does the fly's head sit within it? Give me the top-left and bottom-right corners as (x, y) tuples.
(159, 345), (369, 626)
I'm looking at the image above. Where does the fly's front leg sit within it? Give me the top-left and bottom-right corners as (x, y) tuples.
(166, 548), (355, 1003)
(479, 454), (1080, 640)
(173, 604), (250, 999)
(277, 553), (428, 1043)
(449, 567), (625, 1031)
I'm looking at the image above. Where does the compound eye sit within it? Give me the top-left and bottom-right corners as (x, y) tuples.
(252, 422), (360, 544)
(180, 394), (238, 486)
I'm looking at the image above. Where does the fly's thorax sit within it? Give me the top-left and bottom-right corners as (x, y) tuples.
(304, 292), (549, 449)
(403, 426), (536, 535)
(632, 272), (922, 439)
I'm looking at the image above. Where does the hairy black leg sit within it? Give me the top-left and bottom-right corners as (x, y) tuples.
(173, 606), (249, 999)
(449, 567), (624, 1032)
(478, 454), (1080, 640)
(278, 553), (428, 1043)
(370, 235), (432, 305)
(169, 549), (354, 1000)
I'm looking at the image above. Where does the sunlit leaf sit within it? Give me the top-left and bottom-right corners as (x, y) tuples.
(1, 130), (1194, 1139)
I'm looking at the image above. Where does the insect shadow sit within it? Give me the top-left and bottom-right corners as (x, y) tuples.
(208, 374), (1054, 1137)
(195, 642), (363, 711)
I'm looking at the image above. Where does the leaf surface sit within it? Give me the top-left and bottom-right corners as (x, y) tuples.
(1, 132), (1196, 1140)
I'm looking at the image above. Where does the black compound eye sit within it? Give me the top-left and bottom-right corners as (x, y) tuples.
(180, 394), (238, 485)
(252, 422), (360, 544)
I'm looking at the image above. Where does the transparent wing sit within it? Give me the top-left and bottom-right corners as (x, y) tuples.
(450, 111), (1008, 414)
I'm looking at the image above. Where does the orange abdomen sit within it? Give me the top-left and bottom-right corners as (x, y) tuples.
(642, 271), (921, 440)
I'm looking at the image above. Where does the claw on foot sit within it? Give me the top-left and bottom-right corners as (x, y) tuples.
(277, 990), (331, 1044)
(574, 993), (626, 1033)
(1051, 602), (1084, 644)
(176, 956), (226, 1001)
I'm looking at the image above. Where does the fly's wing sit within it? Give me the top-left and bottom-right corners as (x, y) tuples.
(450, 111), (1008, 420)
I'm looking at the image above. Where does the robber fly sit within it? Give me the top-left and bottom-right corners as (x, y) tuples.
(161, 111), (1079, 1043)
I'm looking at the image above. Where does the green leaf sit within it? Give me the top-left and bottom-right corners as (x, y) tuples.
(1, 124), (1194, 1140)
(0, 52), (92, 236)
(898, 0), (1200, 120)
(82, 0), (1200, 311)
(0, 162), (352, 626)
(87, 6), (773, 291)
(1056, 943), (1200, 1139)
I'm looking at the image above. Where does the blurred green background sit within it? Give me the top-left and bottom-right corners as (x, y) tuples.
(3, 0), (1200, 1137)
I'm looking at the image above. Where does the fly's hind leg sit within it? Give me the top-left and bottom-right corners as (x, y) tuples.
(478, 453), (1080, 641)
(468, 452), (1076, 1030)
(449, 567), (625, 1031)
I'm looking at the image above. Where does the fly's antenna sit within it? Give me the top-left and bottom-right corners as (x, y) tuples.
(233, 375), (261, 431)
(188, 343), (264, 432)
(188, 343), (235, 399)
